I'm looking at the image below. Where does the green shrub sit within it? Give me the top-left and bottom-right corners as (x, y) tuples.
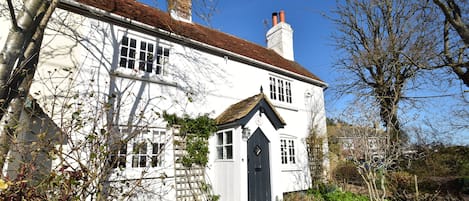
(324, 190), (368, 201)
(460, 176), (469, 194)
(406, 145), (469, 177)
(304, 183), (368, 201)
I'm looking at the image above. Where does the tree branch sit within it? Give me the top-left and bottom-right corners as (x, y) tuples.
(6, 0), (18, 31)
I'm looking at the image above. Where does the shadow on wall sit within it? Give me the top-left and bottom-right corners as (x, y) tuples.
(11, 9), (230, 199)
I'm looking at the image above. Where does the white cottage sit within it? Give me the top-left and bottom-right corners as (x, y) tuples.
(0, 0), (328, 200)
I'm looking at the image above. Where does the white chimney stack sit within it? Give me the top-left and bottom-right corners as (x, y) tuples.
(168, 0), (192, 23)
(266, 10), (294, 61)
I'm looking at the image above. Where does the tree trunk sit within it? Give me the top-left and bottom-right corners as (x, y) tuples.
(0, 0), (58, 169)
(0, 0), (47, 106)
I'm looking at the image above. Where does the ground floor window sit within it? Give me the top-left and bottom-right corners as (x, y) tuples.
(109, 127), (166, 169)
(280, 138), (296, 164)
(216, 129), (233, 160)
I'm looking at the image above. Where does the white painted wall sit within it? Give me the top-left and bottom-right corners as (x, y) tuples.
(0, 4), (328, 201)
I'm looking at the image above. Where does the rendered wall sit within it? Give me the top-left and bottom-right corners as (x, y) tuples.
(0, 3), (328, 200)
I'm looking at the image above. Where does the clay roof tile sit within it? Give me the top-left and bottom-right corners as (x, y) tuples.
(72, 0), (324, 83)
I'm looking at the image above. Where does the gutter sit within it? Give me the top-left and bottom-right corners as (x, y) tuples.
(58, 0), (328, 89)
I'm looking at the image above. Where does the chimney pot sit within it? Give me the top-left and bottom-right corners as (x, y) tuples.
(279, 10), (285, 22)
(272, 12), (278, 27)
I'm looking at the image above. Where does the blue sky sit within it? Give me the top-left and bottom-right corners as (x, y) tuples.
(142, 0), (342, 110)
(139, 0), (468, 145)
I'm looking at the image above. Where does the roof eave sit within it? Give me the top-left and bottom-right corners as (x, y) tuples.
(59, 0), (328, 89)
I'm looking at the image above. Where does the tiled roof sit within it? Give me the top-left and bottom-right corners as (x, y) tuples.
(215, 93), (285, 126)
(67, 0), (324, 83)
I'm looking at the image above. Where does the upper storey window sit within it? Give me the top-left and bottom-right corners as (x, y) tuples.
(269, 76), (292, 103)
(119, 35), (169, 75)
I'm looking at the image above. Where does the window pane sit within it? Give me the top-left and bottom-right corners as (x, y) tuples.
(121, 47), (128, 56)
(148, 44), (154, 52)
(226, 131), (232, 144)
(216, 147), (223, 159)
(147, 53), (154, 62)
(280, 139), (287, 164)
(133, 143), (139, 154)
(289, 140), (295, 164)
(140, 156), (146, 167)
(270, 77), (276, 100)
(120, 144), (127, 154)
(132, 156), (138, 167)
(140, 41), (146, 50)
(118, 156), (126, 168)
(129, 49), (136, 58)
(163, 49), (169, 57)
(119, 58), (127, 68)
(155, 65), (161, 74)
(152, 143), (159, 154)
(157, 46), (162, 55)
(141, 143), (147, 154)
(217, 133), (223, 145)
(122, 36), (128, 45)
(151, 156), (158, 167)
(146, 63), (153, 73)
(128, 59), (135, 69)
(226, 145), (233, 159)
(156, 55), (161, 65)
(130, 38), (136, 48)
(139, 61), (145, 70)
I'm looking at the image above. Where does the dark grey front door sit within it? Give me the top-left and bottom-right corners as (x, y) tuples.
(247, 128), (271, 201)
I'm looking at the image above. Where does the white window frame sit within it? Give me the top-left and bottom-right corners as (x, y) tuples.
(280, 136), (296, 165)
(109, 127), (167, 169)
(269, 75), (292, 104)
(216, 129), (233, 160)
(118, 33), (170, 75)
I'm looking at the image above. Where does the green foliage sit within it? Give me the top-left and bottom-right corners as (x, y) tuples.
(405, 144), (469, 177)
(163, 112), (217, 167)
(323, 190), (368, 201)
(284, 183), (369, 201)
(460, 176), (469, 194)
(182, 136), (209, 166)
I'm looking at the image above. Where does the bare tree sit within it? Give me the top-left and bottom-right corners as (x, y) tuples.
(432, 0), (469, 87)
(332, 0), (438, 141)
(0, 0), (59, 168)
(334, 102), (401, 201)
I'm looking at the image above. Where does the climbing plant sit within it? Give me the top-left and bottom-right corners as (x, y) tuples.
(163, 112), (219, 201)
(163, 112), (217, 167)
(306, 130), (325, 187)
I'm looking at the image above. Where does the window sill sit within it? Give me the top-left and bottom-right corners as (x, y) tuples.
(108, 167), (171, 180)
(111, 68), (177, 87)
(214, 159), (235, 163)
(280, 165), (301, 172)
(272, 102), (298, 112)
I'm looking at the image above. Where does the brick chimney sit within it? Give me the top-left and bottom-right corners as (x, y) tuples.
(266, 10), (294, 61)
(168, 0), (192, 22)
